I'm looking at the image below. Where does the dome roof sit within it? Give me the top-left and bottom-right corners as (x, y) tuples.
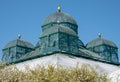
(86, 38), (117, 48)
(42, 12), (77, 26)
(4, 39), (34, 49)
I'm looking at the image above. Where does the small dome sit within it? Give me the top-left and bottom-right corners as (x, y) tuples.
(86, 38), (117, 48)
(4, 39), (34, 49)
(42, 12), (77, 26)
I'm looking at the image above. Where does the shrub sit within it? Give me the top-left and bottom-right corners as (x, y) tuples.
(0, 63), (109, 82)
(0, 61), (6, 69)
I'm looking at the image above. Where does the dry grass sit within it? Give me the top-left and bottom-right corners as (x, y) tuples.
(0, 62), (109, 82)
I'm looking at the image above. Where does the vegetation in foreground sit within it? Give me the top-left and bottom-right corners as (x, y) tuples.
(0, 62), (109, 82)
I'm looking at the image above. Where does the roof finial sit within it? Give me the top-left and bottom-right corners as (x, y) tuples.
(57, 5), (61, 12)
(18, 34), (21, 39)
(98, 33), (102, 38)
(57, 20), (60, 24)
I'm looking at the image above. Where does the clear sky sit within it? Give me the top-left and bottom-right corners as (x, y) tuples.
(0, 0), (120, 60)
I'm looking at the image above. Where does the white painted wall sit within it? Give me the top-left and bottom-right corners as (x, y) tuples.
(9, 53), (120, 82)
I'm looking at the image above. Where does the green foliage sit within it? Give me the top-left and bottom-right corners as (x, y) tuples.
(0, 63), (109, 82)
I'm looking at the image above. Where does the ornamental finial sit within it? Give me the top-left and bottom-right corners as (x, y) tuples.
(98, 33), (102, 38)
(57, 5), (61, 12)
(18, 34), (21, 39)
(57, 20), (60, 24)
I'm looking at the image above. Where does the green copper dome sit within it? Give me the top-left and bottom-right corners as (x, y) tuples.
(86, 38), (117, 48)
(4, 39), (34, 49)
(42, 12), (77, 26)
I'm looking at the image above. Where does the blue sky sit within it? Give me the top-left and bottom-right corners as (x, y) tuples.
(0, 0), (120, 60)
